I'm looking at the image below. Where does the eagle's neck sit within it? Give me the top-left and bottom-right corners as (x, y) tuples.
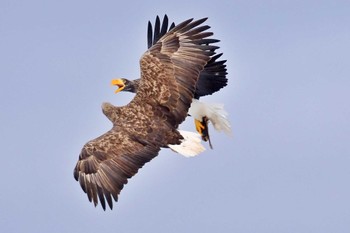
(127, 79), (140, 93)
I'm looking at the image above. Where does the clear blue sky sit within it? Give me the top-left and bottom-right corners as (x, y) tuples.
(1, 0), (349, 232)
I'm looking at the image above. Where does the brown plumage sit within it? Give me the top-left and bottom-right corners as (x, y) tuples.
(112, 16), (228, 147)
(74, 17), (219, 210)
(147, 15), (228, 99)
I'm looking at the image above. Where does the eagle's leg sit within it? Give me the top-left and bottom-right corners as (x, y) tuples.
(195, 117), (213, 148)
(194, 119), (205, 135)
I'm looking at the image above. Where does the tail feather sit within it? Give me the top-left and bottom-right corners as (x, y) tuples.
(189, 99), (232, 136)
(207, 103), (232, 135)
(168, 130), (206, 157)
(200, 116), (213, 149)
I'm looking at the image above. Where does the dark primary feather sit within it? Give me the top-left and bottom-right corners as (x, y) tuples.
(147, 21), (153, 49)
(153, 16), (161, 44)
(160, 15), (169, 38)
(147, 15), (175, 49)
(74, 16), (219, 210)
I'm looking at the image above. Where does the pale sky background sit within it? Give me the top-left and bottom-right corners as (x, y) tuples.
(1, 0), (349, 232)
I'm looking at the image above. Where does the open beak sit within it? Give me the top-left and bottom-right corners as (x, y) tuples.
(111, 79), (125, 93)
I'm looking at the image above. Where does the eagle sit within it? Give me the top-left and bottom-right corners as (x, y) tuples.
(74, 16), (223, 210)
(111, 15), (231, 148)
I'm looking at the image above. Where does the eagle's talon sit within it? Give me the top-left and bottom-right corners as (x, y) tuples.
(195, 119), (205, 135)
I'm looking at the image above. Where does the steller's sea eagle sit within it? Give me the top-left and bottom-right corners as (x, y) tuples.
(111, 15), (231, 148)
(74, 16), (222, 210)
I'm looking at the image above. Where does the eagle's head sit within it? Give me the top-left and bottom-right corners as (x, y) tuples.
(111, 78), (137, 93)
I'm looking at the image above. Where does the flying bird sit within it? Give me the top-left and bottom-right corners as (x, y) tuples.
(74, 16), (222, 210)
(112, 15), (231, 148)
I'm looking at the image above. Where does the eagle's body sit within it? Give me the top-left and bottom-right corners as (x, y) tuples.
(74, 17), (220, 210)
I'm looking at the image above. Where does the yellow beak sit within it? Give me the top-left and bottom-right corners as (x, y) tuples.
(111, 79), (125, 93)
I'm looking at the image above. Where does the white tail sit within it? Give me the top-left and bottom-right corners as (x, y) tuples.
(168, 130), (206, 157)
(188, 99), (232, 135)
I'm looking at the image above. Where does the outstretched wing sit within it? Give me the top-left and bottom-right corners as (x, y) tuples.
(133, 17), (217, 128)
(74, 129), (160, 210)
